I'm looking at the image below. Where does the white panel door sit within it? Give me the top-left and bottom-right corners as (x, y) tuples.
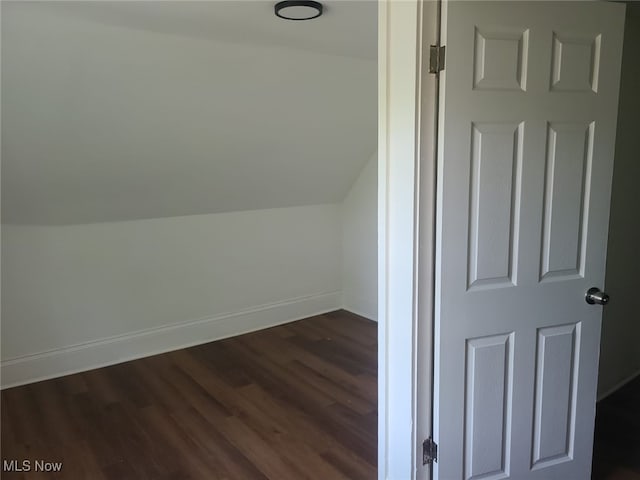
(433, 2), (625, 479)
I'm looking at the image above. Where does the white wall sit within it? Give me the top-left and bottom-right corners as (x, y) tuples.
(2, 3), (376, 225)
(342, 153), (378, 320)
(597, 2), (640, 399)
(1, 205), (342, 387)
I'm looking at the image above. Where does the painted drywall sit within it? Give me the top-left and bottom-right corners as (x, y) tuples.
(342, 152), (378, 320)
(597, 2), (640, 399)
(1, 205), (342, 386)
(1, 2), (376, 225)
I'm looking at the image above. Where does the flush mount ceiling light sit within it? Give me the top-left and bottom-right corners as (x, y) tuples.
(275, 0), (323, 20)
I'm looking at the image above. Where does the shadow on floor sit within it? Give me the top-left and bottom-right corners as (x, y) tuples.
(592, 375), (640, 480)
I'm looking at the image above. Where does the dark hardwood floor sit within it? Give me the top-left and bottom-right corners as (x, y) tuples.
(592, 374), (640, 480)
(0, 310), (377, 479)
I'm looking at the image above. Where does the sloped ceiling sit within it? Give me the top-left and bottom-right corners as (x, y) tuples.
(1, 1), (377, 225)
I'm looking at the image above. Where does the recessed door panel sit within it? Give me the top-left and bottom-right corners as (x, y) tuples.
(464, 333), (514, 480)
(540, 122), (593, 281)
(468, 122), (523, 289)
(532, 324), (581, 468)
(551, 33), (601, 93)
(474, 28), (529, 91)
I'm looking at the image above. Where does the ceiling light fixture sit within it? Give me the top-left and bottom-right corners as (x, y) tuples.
(274, 0), (323, 21)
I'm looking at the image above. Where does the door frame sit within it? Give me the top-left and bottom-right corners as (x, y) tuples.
(378, 1), (439, 478)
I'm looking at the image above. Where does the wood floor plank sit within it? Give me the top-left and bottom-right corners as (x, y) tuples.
(210, 339), (339, 410)
(217, 415), (312, 480)
(321, 446), (377, 480)
(167, 406), (268, 480)
(1, 310), (377, 479)
(286, 359), (374, 414)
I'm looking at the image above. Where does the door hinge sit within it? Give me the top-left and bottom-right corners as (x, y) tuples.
(429, 45), (445, 74)
(422, 437), (438, 465)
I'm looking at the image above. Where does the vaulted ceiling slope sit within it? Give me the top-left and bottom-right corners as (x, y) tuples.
(1, 1), (377, 225)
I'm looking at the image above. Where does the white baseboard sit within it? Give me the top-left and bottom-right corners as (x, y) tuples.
(0, 291), (341, 389)
(597, 368), (640, 402)
(342, 306), (378, 322)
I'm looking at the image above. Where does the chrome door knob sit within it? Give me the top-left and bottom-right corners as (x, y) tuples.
(586, 287), (610, 306)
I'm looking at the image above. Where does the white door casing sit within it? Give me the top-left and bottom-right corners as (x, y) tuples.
(433, 2), (625, 480)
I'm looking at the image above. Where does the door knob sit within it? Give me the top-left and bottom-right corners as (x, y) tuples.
(585, 287), (609, 306)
